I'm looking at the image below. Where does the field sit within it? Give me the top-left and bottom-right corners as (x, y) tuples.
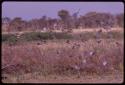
(2, 28), (124, 83)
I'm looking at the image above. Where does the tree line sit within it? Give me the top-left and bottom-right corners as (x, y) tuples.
(2, 9), (124, 32)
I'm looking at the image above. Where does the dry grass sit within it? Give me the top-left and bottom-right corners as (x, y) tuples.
(2, 28), (124, 83)
(2, 39), (123, 74)
(73, 27), (123, 33)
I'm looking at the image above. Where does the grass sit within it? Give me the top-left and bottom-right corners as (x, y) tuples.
(2, 31), (123, 44)
(2, 39), (123, 75)
(2, 29), (124, 83)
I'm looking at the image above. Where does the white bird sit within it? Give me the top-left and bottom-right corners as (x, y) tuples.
(82, 59), (86, 64)
(89, 51), (95, 56)
(103, 61), (107, 66)
(84, 51), (95, 57)
(74, 65), (80, 70)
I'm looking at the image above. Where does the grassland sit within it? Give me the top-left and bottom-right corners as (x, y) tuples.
(2, 28), (124, 83)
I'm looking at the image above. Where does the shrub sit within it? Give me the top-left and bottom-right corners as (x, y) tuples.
(2, 34), (18, 45)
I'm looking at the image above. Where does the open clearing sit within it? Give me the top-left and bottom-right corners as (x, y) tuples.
(2, 28), (124, 83)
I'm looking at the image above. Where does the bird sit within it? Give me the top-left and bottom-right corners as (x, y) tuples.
(56, 50), (60, 54)
(43, 40), (47, 44)
(82, 59), (87, 64)
(66, 40), (70, 44)
(81, 39), (86, 42)
(79, 34), (82, 38)
(89, 51), (95, 56)
(9, 43), (14, 46)
(37, 42), (41, 45)
(98, 29), (102, 33)
(102, 61), (107, 66)
(73, 65), (80, 70)
(74, 43), (80, 48)
(96, 39), (101, 44)
(83, 51), (95, 57)
(69, 55), (73, 58)
(72, 45), (75, 49)
(115, 42), (121, 47)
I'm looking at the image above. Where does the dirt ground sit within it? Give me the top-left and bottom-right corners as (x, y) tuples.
(2, 72), (123, 83)
(2, 27), (123, 35)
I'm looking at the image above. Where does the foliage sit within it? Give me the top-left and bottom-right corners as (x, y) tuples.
(2, 11), (124, 32)
(58, 9), (70, 20)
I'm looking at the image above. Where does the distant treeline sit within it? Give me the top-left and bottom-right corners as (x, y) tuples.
(2, 10), (124, 32)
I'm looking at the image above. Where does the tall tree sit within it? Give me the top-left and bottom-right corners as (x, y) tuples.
(58, 9), (70, 29)
(2, 17), (11, 32)
(2, 17), (11, 24)
(9, 17), (23, 31)
(116, 13), (124, 27)
(58, 9), (70, 20)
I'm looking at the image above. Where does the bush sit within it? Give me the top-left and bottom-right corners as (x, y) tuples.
(51, 32), (73, 39)
(2, 32), (73, 42)
(2, 31), (123, 43)
(2, 34), (18, 44)
(21, 32), (52, 41)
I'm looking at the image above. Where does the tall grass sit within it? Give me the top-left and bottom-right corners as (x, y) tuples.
(2, 39), (123, 76)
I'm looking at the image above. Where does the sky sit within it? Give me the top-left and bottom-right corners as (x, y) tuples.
(2, 2), (124, 20)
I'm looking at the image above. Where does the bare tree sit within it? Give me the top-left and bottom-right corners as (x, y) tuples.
(2, 17), (11, 32)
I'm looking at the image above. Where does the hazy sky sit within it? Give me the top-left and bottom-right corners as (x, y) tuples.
(2, 2), (124, 20)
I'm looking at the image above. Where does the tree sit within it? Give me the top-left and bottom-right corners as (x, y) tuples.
(71, 9), (80, 29)
(2, 17), (11, 32)
(2, 17), (11, 24)
(29, 19), (39, 31)
(58, 10), (71, 29)
(79, 12), (116, 28)
(116, 13), (124, 27)
(9, 17), (23, 31)
(58, 9), (70, 20)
